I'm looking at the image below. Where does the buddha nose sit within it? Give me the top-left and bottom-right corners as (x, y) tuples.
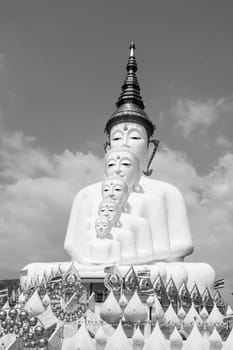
(109, 190), (115, 199)
(115, 163), (121, 175)
(122, 134), (129, 147)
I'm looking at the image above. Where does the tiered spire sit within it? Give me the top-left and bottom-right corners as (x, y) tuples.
(116, 42), (144, 109)
(105, 42), (155, 138)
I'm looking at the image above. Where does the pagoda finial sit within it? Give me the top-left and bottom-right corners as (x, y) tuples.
(116, 42), (144, 109)
(129, 41), (135, 57)
(105, 43), (155, 139)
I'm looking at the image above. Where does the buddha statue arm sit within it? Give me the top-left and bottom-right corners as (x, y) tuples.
(64, 189), (88, 258)
(70, 218), (95, 262)
(127, 216), (155, 259)
(144, 196), (171, 259)
(135, 179), (172, 259)
(113, 228), (137, 263)
(165, 185), (193, 259)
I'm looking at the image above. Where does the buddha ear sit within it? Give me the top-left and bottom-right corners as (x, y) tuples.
(143, 139), (159, 176)
(133, 183), (143, 193)
(133, 173), (142, 192)
(115, 220), (121, 228)
(122, 202), (130, 213)
(103, 140), (110, 153)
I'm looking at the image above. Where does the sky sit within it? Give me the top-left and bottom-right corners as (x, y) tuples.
(0, 0), (233, 304)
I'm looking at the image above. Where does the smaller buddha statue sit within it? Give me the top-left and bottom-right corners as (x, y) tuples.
(98, 200), (138, 263)
(101, 176), (129, 209)
(104, 148), (140, 191)
(80, 216), (121, 265)
(95, 216), (113, 239)
(98, 199), (121, 225)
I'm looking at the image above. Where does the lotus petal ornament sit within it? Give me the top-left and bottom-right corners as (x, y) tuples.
(132, 326), (145, 349)
(95, 326), (107, 348)
(164, 303), (180, 327)
(206, 303), (224, 333)
(99, 290), (122, 324)
(170, 327), (183, 350)
(124, 290), (147, 324)
(183, 322), (208, 350)
(209, 327), (222, 350)
(143, 322), (170, 350)
(67, 322), (95, 350)
(105, 321), (132, 350)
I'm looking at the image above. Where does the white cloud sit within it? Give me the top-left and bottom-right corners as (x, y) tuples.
(152, 147), (233, 304)
(216, 135), (232, 149)
(171, 98), (233, 138)
(0, 127), (103, 276)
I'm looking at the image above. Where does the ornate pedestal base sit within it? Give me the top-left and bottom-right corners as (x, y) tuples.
(20, 261), (215, 295)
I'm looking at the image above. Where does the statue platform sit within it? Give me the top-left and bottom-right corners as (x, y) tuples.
(20, 260), (215, 296)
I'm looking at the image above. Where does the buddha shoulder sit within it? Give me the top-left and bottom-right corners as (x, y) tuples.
(73, 181), (102, 202)
(140, 176), (184, 197)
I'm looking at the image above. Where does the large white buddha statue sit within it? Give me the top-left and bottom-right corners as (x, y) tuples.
(64, 43), (215, 292)
(21, 43), (215, 294)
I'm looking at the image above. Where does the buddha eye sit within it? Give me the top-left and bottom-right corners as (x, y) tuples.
(122, 162), (131, 167)
(107, 162), (115, 167)
(113, 137), (122, 141)
(112, 133), (123, 141)
(115, 187), (122, 192)
(129, 131), (142, 140)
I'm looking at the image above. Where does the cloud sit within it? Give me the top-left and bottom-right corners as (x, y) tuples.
(171, 98), (233, 138)
(152, 146), (233, 304)
(0, 126), (104, 276)
(216, 135), (232, 149)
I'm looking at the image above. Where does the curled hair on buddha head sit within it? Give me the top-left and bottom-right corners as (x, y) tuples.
(104, 147), (141, 193)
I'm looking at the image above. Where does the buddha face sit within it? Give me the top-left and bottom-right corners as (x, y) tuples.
(98, 201), (120, 223)
(105, 149), (140, 189)
(102, 177), (128, 207)
(110, 123), (148, 169)
(95, 216), (111, 239)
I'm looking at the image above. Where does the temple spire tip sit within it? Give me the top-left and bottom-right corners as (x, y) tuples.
(129, 42), (135, 57)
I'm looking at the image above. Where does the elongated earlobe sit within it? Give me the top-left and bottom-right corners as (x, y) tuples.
(103, 141), (110, 153)
(143, 139), (159, 176)
(122, 202), (130, 213)
(115, 220), (121, 228)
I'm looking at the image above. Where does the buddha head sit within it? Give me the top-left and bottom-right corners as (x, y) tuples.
(98, 200), (120, 226)
(104, 148), (140, 190)
(101, 176), (128, 208)
(107, 122), (159, 176)
(95, 216), (112, 239)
